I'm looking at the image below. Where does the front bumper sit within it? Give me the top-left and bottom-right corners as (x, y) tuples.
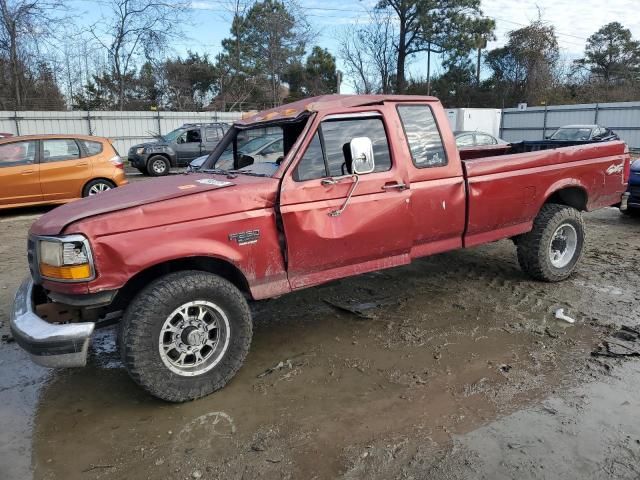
(128, 153), (148, 168)
(10, 278), (95, 368)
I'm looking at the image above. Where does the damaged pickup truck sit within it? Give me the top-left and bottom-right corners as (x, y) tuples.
(11, 95), (631, 402)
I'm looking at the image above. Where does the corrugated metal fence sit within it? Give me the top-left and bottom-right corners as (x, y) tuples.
(500, 101), (640, 149)
(0, 110), (243, 154)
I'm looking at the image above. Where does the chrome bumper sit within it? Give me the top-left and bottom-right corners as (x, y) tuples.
(10, 278), (95, 368)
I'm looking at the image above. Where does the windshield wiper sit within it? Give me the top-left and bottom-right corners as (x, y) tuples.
(228, 169), (269, 177)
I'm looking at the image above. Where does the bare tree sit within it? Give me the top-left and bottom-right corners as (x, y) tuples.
(339, 10), (398, 94)
(0, 0), (64, 108)
(89, 0), (189, 110)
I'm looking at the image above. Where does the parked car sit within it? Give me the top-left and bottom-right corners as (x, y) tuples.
(547, 125), (618, 142)
(0, 132), (13, 139)
(128, 122), (230, 176)
(0, 134), (126, 210)
(621, 158), (640, 215)
(454, 130), (507, 148)
(12, 94), (630, 402)
(188, 135), (283, 172)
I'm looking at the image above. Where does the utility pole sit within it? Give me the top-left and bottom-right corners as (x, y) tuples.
(475, 36), (487, 85)
(427, 43), (431, 96)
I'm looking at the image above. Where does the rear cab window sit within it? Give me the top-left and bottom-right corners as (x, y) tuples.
(294, 116), (392, 181)
(0, 141), (37, 167)
(397, 105), (447, 168)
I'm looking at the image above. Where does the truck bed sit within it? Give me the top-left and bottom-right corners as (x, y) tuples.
(461, 140), (628, 247)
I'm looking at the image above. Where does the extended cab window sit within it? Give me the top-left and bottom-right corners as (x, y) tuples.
(294, 117), (391, 181)
(42, 139), (80, 162)
(397, 105), (447, 168)
(0, 141), (36, 167)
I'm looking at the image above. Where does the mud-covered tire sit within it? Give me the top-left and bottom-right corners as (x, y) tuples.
(119, 271), (252, 402)
(516, 203), (585, 282)
(147, 155), (170, 176)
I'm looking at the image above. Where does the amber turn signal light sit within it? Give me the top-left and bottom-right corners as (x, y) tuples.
(39, 263), (92, 280)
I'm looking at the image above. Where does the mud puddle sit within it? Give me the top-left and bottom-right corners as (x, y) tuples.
(31, 270), (603, 479)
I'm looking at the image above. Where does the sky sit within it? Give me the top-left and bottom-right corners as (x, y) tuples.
(67, 0), (640, 92)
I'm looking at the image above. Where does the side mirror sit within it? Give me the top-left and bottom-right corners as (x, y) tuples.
(349, 137), (375, 174)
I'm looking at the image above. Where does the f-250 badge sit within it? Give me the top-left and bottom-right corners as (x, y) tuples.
(229, 230), (260, 245)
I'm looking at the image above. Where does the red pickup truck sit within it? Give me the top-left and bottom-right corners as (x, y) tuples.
(11, 95), (630, 402)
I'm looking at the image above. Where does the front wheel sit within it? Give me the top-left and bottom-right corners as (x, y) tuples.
(147, 155), (170, 176)
(516, 203), (585, 282)
(119, 271), (252, 402)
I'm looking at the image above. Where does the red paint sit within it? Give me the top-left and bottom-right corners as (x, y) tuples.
(29, 95), (630, 302)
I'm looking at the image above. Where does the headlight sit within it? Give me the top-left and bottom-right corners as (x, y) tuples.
(38, 235), (94, 281)
(136, 147), (145, 155)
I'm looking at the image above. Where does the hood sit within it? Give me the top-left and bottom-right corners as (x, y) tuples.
(129, 140), (167, 150)
(31, 173), (279, 236)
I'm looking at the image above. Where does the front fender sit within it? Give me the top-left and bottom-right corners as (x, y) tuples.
(83, 211), (288, 299)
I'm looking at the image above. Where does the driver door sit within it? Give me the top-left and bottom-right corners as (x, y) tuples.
(279, 112), (412, 290)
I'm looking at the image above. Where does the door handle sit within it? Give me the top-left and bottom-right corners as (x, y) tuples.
(21, 170), (34, 175)
(77, 162), (89, 167)
(382, 182), (408, 191)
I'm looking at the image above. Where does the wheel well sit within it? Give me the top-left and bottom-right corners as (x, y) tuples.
(110, 256), (251, 312)
(544, 187), (588, 211)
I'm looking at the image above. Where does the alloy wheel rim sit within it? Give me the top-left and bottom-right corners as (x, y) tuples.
(88, 183), (111, 195)
(158, 300), (230, 376)
(152, 159), (167, 174)
(549, 223), (578, 268)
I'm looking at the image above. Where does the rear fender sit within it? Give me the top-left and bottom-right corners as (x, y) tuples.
(541, 179), (589, 211)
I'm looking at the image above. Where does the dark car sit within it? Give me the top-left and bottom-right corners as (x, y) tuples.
(547, 125), (618, 142)
(454, 130), (507, 148)
(622, 158), (640, 215)
(128, 123), (230, 176)
(188, 135), (283, 172)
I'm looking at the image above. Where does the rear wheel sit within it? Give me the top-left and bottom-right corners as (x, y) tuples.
(82, 179), (115, 197)
(516, 203), (585, 282)
(119, 271), (252, 402)
(147, 155), (170, 176)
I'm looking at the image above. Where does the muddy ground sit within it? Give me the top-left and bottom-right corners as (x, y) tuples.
(1, 181), (640, 479)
